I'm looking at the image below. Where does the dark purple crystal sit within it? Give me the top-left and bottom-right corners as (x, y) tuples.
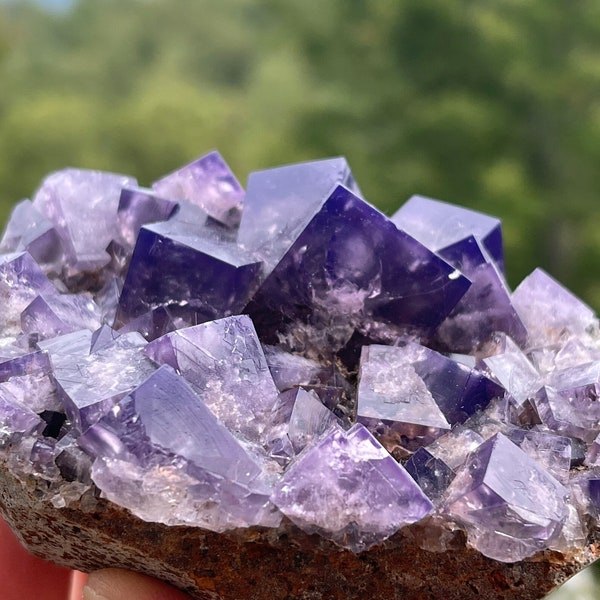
(246, 185), (470, 351)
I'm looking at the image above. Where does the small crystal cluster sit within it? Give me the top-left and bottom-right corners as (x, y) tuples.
(1, 151), (600, 563)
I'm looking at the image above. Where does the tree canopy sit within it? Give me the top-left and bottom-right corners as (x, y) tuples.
(1, 0), (600, 308)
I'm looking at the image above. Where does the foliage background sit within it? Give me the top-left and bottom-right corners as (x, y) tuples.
(0, 1), (599, 597)
(1, 0), (600, 309)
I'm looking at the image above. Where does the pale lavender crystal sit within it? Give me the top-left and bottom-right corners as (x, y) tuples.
(286, 387), (339, 453)
(246, 185), (470, 350)
(534, 361), (600, 442)
(444, 433), (568, 562)
(32, 168), (137, 272)
(51, 331), (155, 432)
(37, 329), (93, 363)
(0, 370), (62, 413)
(586, 433), (600, 466)
(264, 388), (297, 465)
(115, 221), (261, 327)
(90, 324), (121, 353)
(357, 344), (451, 450)
(0, 392), (43, 441)
(426, 425), (484, 470)
(512, 268), (598, 348)
(80, 365), (279, 531)
(391, 194), (504, 273)
(117, 187), (178, 248)
(263, 345), (327, 392)
(0, 252), (58, 336)
(482, 335), (542, 409)
(0, 199), (62, 265)
(272, 423), (433, 551)
(0, 336), (52, 383)
(144, 315), (279, 442)
(505, 427), (571, 484)
(118, 306), (190, 342)
(21, 293), (102, 339)
(93, 277), (122, 325)
(238, 157), (360, 272)
(152, 151), (244, 228)
(359, 342), (502, 434)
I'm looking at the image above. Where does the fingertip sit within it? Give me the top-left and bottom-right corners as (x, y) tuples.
(83, 568), (192, 600)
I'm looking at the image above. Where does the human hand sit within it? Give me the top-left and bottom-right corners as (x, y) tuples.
(0, 517), (191, 599)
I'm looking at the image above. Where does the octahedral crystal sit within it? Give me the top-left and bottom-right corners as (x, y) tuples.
(152, 150), (244, 229)
(246, 184), (470, 351)
(272, 423), (433, 551)
(0, 153), (599, 576)
(443, 432), (568, 562)
(144, 315), (279, 442)
(79, 365), (279, 531)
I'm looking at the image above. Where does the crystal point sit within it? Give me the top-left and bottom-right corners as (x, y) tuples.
(272, 423), (433, 551)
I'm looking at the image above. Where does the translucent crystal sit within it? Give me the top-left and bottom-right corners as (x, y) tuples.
(32, 168), (137, 272)
(144, 315), (280, 442)
(152, 150), (244, 229)
(444, 432), (568, 562)
(272, 423), (433, 551)
(80, 365), (280, 531)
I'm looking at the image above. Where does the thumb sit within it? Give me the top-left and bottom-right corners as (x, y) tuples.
(83, 568), (192, 600)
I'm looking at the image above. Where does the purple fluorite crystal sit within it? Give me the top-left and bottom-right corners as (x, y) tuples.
(391, 194), (504, 273)
(0, 153), (598, 569)
(404, 446), (455, 501)
(357, 344), (451, 450)
(80, 365), (279, 531)
(152, 150), (244, 229)
(272, 423), (433, 551)
(115, 221), (261, 327)
(32, 168), (137, 272)
(443, 433), (568, 561)
(238, 157), (360, 271)
(247, 184), (470, 351)
(512, 268), (598, 347)
(117, 187), (178, 248)
(392, 198), (526, 352)
(0, 199), (61, 265)
(144, 315), (279, 442)
(51, 331), (155, 432)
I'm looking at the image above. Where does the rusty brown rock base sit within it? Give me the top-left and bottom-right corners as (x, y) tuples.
(0, 462), (598, 600)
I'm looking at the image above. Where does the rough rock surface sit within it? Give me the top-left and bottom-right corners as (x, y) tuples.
(0, 462), (598, 600)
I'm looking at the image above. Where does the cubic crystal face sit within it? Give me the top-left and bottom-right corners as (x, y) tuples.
(116, 221), (262, 327)
(238, 156), (360, 272)
(357, 344), (451, 450)
(32, 168), (137, 272)
(443, 433), (568, 562)
(0, 153), (599, 570)
(144, 315), (280, 442)
(152, 150), (244, 228)
(247, 184), (470, 351)
(272, 424), (433, 551)
(391, 194), (504, 273)
(80, 365), (279, 531)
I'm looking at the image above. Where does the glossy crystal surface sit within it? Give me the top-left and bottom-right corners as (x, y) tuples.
(0, 155), (597, 565)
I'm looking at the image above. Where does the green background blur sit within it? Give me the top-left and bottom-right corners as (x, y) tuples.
(0, 1), (599, 596)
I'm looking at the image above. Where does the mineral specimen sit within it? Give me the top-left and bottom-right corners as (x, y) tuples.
(0, 152), (599, 600)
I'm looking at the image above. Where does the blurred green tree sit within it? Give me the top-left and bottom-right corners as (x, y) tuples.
(1, 0), (600, 309)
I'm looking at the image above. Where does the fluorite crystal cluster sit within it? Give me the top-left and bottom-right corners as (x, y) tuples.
(1, 150), (600, 571)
